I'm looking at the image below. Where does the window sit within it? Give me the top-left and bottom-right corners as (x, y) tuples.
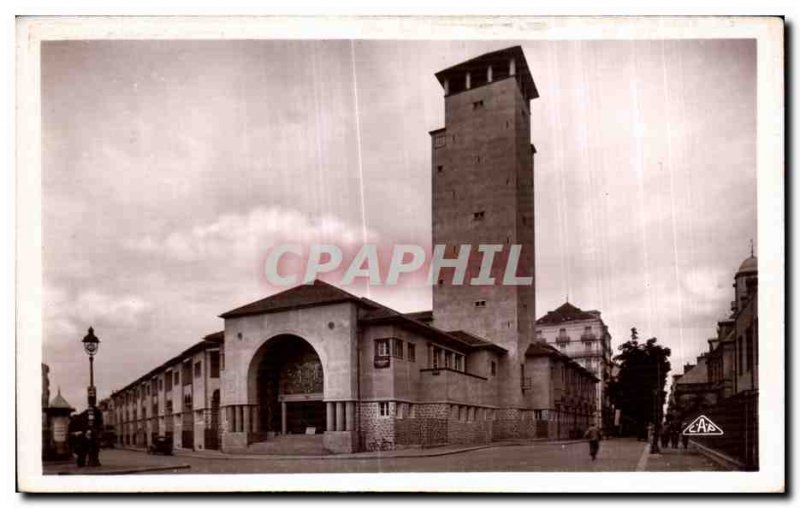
(474, 300), (486, 308)
(378, 402), (391, 417)
(396, 403), (406, 420)
(391, 339), (404, 359)
(174, 371), (180, 386)
(490, 361), (497, 376)
(432, 347), (443, 369)
(408, 404), (416, 418)
(437, 165), (444, 173)
(445, 351), (453, 369)
(473, 211), (485, 221)
(585, 341), (593, 349)
(376, 339), (390, 357)
(454, 354), (464, 372)
(434, 133), (446, 148)
(374, 339), (390, 368)
(408, 343), (416, 362)
(534, 409), (543, 420)
(194, 361), (202, 378)
(472, 100), (484, 110)
(209, 351), (220, 378)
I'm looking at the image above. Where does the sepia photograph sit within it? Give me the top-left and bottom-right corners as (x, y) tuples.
(16, 15), (784, 493)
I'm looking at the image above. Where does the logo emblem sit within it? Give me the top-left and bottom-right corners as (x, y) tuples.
(682, 415), (723, 436)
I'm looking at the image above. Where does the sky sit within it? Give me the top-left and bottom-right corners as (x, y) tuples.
(41, 39), (756, 410)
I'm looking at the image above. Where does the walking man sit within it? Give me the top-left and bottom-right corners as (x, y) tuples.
(584, 423), (602, 461)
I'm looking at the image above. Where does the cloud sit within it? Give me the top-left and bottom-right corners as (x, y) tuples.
(125, 205), (379, 263)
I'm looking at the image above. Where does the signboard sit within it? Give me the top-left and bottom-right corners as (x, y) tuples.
(305, 427), (316, 435)
(682, 415), (723, 436)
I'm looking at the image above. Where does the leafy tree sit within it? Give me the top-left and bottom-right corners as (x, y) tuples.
(609, 328), (671, 450)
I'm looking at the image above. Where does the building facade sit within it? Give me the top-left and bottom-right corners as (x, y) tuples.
(668, 253), (758, 469)
(109, 46), (598, 454)
(535, 303), (613, 429)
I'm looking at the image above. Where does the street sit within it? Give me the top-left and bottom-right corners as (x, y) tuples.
(44, 438), (724, 475)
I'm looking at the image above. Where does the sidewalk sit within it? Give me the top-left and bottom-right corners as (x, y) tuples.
(44, 452), (191, 475)
(639, 445), (727, 472)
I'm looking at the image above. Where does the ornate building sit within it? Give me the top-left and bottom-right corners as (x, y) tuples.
(668, 252), (758, 470)
(534, 303), (613, 430)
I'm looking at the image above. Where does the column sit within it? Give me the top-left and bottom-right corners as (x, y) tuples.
(251, 405), (260, 434)
(335, 402), (345, 431)
(443, 78), (449, 95)
(487, 65), (493, 83)
(235, 405), (243, 433)
(509, 57), (516, 76)
(345, 402), (355, 431)
(243, 405), (251, 434)
(326, 402), (335, 432)
(465, 71), (471, 90)
(281, 402), (287, 435)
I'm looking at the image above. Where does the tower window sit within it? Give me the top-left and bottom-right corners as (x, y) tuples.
(474, 300), (487, 308)
(437, 165), (443, 173)
(473, 211), (485, 221)
(472, 100), (484, 110)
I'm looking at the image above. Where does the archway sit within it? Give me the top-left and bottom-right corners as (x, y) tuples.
(247, 334), (325, 439)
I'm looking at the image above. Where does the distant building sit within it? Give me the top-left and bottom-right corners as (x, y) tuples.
(669, 252), (758, 470)
(535, 303), (613, 429)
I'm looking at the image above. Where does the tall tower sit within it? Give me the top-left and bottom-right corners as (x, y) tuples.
(430, 46), (538, 407)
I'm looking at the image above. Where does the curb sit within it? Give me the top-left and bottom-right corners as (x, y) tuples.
(116, 439), (588, 462)
(170, 438), (589, 461)
(688, 440), (742, 471)
(53, 464), (192, 475)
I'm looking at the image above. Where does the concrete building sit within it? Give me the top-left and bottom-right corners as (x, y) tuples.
(109, 46), (598, 454)
(535, 303), (613, 429)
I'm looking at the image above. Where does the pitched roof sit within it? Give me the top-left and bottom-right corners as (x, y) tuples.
(50, 389), (74, 410)
(525, 342), (599, 382)
(536, 302), (598, 326)
(359, 301), (507, 354)
(404, 310), (433, 323)
(113, 331), (223, 395)
(446, 330), (508, 353)
(220, 280), (363, 319)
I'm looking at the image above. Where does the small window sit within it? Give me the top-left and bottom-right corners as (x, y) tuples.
(473, 211), (485, 221)
(378, 402), (391, 417)
(437, 165), (444, 173)
(490, 361), (497, 376)
(194, 362), (202, 378)
(391, 339), (404, 359)
(408, 404), (416, 418)
(434, 133), (446, 148)
(209, 351), (220, 378)
(173, 371), (180, 386)
(455, 355), (464, 372)
(375, 339), (390, 357)
(396, 402), (406, 420)
(474, 300), (486, 308)
(408, 343), (416, 362)
(472, 100), (484, 110)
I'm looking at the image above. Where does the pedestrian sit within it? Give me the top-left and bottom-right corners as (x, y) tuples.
(70, 431), (87, 467)
(681, 423), (690, 449)
(584, 423), (602, 461)
(660, 427), (670, 449)
(670, 425), (680, 449)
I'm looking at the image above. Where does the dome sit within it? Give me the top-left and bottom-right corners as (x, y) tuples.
(737, 255), (757, 275)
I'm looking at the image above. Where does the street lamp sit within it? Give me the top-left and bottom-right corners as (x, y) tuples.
(82, 327), (100, 406)
(81, 327), (101, 467)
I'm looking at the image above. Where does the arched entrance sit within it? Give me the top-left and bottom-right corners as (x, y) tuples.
(248, 334), (325, 439)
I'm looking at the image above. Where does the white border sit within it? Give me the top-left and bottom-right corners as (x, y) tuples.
(15, 15), (784, 493)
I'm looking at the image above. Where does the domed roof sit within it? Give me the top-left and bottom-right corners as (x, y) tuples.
(737, 255), (757, 275)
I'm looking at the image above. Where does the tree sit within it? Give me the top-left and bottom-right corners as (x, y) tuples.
(608, 328), (671, 450)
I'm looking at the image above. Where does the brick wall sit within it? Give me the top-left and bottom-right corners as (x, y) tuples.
(359, 402), (396, 451)
(492, 408), (521, 440)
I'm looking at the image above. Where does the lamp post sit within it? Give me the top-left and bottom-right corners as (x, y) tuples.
(82, 327), (101, 466)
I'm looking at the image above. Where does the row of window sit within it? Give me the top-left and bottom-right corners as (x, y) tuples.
(119, 351), (221, 403)
(430, 346), (465, 372)
(374, 338), (416, 362)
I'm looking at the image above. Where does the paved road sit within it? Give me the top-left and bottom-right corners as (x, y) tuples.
(44, 438), (723, 475)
